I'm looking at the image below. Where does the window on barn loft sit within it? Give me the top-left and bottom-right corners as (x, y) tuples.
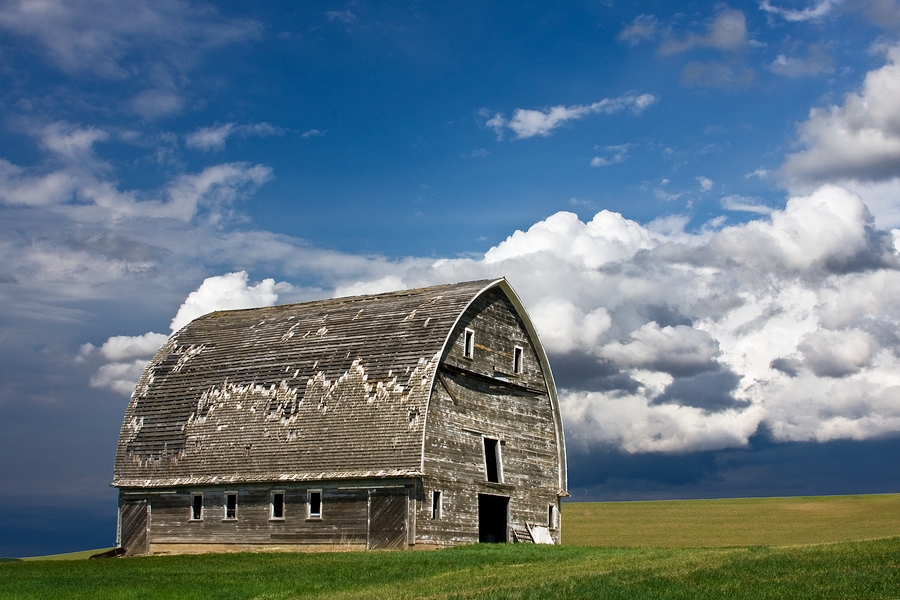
(224, 492), (237, 520)
(271, 491), (285, 520)
(513, 346), (523, 374)
(190, 493), (203, 521)
(483, 438), (502, 483)
(431, 490), (442, 520)
(464, 328), (475, 359)
(308, 490), (322, 519)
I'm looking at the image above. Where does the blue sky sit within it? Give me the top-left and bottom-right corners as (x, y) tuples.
(4, 0), (900, 556)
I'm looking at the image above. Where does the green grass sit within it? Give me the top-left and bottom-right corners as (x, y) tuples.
(2, 540), (899, 599)
(4, 494), (900, 598)
(562, 493), (900, 547)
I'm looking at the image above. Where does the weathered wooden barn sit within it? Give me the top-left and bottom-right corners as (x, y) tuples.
(112, 278), (567, 555)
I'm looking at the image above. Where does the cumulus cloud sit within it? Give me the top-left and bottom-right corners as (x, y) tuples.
(87, 180), (900, 456)
(393, 184), (900, 454)
(486, 94), (657, 139)
(780, 44), (900, 189)
(98, 332), (169, 361)
(169, 271), (289, 332)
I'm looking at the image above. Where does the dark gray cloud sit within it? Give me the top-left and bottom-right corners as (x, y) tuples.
(653, 369), (747, 412)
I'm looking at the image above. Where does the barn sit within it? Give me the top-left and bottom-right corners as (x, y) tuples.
(112, 278), (567, 555)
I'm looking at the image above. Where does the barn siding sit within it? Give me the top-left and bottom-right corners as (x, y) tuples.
(119, 478), (415, 553)
(419, 289), (563, 546)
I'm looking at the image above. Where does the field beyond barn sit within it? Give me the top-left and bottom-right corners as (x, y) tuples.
(2, 494), (899, 599)
(563, 493), (900, 547)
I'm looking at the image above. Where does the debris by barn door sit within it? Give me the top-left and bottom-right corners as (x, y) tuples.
(527, 523), (554, 544)
(367, 489), (408, 550)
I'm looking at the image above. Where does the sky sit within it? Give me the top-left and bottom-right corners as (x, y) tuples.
(3, 0), (900, 557)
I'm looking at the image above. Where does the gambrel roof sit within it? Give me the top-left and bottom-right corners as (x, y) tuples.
(112, 278), (561, 488)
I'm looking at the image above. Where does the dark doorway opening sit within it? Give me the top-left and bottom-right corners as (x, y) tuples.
(478, 494), (509, 543)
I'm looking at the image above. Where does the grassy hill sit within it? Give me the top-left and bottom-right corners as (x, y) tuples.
(2, 494), (899, 599)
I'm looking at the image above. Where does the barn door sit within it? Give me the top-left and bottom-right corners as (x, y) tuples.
(367, 489), (408, 550)
(120, 500), (150, 556)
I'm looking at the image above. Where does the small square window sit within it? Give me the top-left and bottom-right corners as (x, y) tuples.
(431, 490), (442, 520)
(190, 493), (203, 521)
(224, 492), (237, 520)
(308, 490), (322, 519)
(513, 346), (523, 374)
(463, 329), (475, 359)
(271, 492), (285, 520)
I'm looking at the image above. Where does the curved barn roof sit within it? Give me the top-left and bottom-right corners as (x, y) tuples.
(113, 278), (562, 488)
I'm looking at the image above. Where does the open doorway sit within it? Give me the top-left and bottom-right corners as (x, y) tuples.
(478, 494), (509, 543)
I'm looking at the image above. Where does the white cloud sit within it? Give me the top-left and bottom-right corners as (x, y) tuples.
(186, 122), (285, 151)
(82, 179), (900, 456)
(0, 126), (272, 222)
(721, 195), (774, 214)
(98, 332), (169, 361)
(404, 184), (900, 454)
(760, 0), (843, 22)
(90, 359), (153, 395)
(169, 271), (288, 332)
(781, 44), (900, 191)
(600, 323), (721, 375)
(487, 94), (657, 139)
(185, 123), (236, 151)
(697, 176), (714, 191)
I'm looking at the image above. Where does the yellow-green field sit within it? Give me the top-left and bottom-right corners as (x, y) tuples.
(562, 493), (900, 547)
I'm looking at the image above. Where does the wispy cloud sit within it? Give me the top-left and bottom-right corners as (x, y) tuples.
(591, 144), (633, 166)
(0, 0), (262, 118)
(721, 194), (774, 213)
(617, 14), (658, 46)
(486, 94), (657, 140)
(769, 45), (834, 78)
(658, 8), (749, 56)
(759, 0), (843, 22)
(185, 122), (284, 152)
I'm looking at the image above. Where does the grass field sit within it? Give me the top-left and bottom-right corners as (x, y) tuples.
(2, 494), (899, 599)
(562, 493), (900, 547)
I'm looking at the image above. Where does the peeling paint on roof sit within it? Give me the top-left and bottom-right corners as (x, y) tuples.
(113, 279), (500, 488)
